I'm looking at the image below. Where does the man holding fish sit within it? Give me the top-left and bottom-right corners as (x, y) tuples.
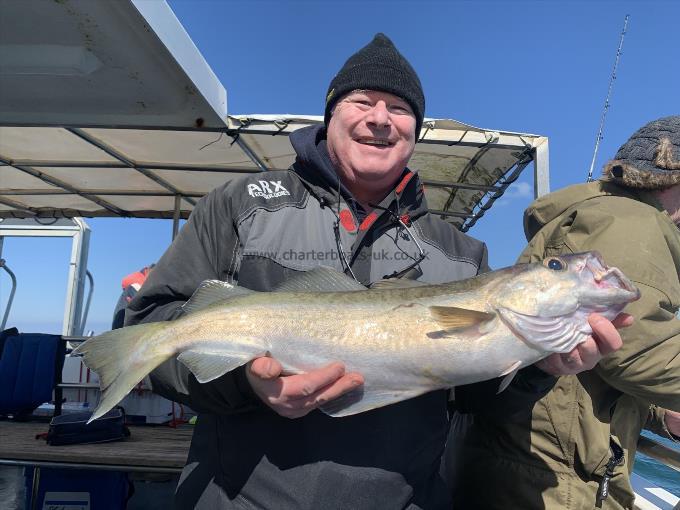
(79, 34), (630, 509)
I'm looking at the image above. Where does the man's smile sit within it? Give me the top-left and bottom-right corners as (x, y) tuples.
(354, 137), (394, 147)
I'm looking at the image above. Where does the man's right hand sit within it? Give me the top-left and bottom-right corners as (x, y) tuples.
(246, 357), (364, 419)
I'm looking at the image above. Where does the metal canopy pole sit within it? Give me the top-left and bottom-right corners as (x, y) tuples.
(533, 139), (551, 198)
(232, 135), (269, 172)
(66, 128), (196, 207)
(0, 157), (125, 215)
(420, 180), (499, 193)
(2, 190), (203, 198)
(0, 196), (37, 216)
(5, 161), (263, 174)
(428, 210), (474, 219)
(461, 156), (534, 233)
(0, 258), (17, 331)
(442, 142), (496, 212)
(62, 218), (90, 336)
(172, 195), (181, 240)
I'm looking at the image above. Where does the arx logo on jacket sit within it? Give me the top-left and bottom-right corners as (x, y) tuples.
(247, 180), (290, 199)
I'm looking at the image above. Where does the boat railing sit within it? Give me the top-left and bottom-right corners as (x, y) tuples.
(637, 435), (680, 473)
(0, 258), (17, 331)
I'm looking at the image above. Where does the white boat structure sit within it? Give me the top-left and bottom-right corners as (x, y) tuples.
(0, 1), (676, 509)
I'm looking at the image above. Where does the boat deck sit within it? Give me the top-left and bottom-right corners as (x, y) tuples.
(0, 421), (191, 473)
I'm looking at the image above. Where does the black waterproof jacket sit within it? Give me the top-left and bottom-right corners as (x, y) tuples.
(126, 125), (554, 509)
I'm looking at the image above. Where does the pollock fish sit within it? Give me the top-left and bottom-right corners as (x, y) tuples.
(74, 251), (639, 422)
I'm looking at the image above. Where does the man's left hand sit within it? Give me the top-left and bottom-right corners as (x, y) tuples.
(535, 313), (633, 376)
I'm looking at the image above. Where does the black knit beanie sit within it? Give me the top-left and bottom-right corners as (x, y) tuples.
(602, 115), (680, 189)
(324, 33), (425, 137)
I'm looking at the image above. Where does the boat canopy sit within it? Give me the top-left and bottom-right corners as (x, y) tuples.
(0, 0), (549, 232)
(0, 117), (548, 231)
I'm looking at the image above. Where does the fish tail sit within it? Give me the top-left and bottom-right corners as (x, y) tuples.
(72, 322), (169, 423)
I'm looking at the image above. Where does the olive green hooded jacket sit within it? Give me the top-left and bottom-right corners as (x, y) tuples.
(448, 180), (680, 510)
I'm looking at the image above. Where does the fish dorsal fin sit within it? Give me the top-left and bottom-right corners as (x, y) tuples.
(370, 278), (429, 290)
(428, 306), (496, 331)
(181, 280), (254, 315)
(273, 266), (367, 292)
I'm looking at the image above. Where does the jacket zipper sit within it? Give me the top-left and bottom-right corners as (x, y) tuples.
(596, 438), (625, 506)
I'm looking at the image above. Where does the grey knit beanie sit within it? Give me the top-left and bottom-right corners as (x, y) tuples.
(602, 115), (680, 189)
(324, 33), (425, 137)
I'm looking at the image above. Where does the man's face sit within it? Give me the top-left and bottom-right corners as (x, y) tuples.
(327, 90), (417, 195)
(655, 182), (680, 226)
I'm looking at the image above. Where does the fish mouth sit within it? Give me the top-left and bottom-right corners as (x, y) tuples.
(584, 252), (640, 300)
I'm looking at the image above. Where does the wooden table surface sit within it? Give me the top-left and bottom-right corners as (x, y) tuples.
(0, 421), (192, 471)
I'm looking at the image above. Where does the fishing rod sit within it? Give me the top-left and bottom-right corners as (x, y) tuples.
(587, 14), (630, 182)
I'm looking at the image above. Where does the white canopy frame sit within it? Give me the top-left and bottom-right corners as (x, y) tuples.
(0, 218), (90, 336)
(0, 116), (550, 236)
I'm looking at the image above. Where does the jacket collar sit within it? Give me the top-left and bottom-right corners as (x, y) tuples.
(289, 124), (356, 208)
(523, 180), (666, 240)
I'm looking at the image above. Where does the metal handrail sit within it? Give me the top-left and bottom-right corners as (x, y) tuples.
(0, 259), (17, 331)
(78, 270), (94, 335)
(637, 435), (680, 473)
(62, 336), (88, 343)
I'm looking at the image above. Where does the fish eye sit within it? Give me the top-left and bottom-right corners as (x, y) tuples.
(545, 257), (565, 271)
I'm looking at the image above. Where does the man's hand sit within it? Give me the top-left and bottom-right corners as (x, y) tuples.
(665, 409), (680, 438)
(536, 313), (633, 376)
(246, 357), (364, 419)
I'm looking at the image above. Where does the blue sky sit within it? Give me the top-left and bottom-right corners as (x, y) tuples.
(1, 0), (679, 335)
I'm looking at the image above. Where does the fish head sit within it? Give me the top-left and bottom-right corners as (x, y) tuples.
(549, 251), (640, 315)
(490, 251), (640, 353)
(493, 251), (639, 317)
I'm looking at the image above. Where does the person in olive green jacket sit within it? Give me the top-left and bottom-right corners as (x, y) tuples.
(446, 115), (680, 510)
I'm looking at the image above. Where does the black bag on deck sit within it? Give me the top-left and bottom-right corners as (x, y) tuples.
(46, 408), (130, 446)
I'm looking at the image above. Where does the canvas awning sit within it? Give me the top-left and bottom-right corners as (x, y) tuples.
(0, 0), (549, 233)
(0, 117), (548, 232)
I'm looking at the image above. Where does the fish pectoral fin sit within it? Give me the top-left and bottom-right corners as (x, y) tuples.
(428, 306), (496, 332)
(177, 346), (266, 384)
(273, 266), (367, 292)
(497, 360), (522, 394)
(319, 387), (427, 417)
(181, 280), (254, 315)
